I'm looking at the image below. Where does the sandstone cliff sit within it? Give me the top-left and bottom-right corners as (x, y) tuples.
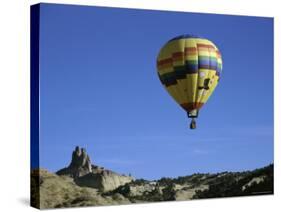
(56, 146), (133, 191)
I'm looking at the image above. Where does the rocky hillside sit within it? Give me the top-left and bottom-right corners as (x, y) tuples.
(31, 169), (130, 209)
(31, 146), (273, 209)
(105, 164), (273, 203)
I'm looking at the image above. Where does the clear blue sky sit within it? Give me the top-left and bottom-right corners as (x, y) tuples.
(38, 3), (273, 180)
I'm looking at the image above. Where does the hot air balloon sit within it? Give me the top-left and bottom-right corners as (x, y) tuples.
(156, 35), (222, 129)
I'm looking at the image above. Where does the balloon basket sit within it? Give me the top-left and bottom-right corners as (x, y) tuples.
(190, 118), (196, 129)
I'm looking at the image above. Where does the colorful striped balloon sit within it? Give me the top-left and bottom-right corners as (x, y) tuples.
(156, 35), (222, 129)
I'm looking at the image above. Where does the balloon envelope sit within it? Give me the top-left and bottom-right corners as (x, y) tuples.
(156, 35), (222, 126)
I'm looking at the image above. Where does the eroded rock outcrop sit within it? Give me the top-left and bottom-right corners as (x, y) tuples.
(75, 169), (133, 192)
(56, 146), (134, 191)
(56, 146), (92, 178)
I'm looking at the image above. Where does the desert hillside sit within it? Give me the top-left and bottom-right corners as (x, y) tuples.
(31, 146), (273, 209)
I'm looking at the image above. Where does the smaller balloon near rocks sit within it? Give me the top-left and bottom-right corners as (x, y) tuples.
(156, 35), (223, 129)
